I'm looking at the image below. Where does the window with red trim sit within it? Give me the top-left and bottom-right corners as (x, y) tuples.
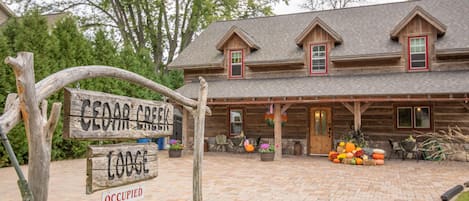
(409, 36), (428, 70)
(310, 44), (327, 74)
(230, 50), (243, 78)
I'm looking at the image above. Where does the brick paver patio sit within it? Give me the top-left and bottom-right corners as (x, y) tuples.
(0, 152), (467, 201)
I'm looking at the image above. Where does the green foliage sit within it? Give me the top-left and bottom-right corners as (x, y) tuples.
(456, 191), (469, 201)
(0, 12), (183, 167)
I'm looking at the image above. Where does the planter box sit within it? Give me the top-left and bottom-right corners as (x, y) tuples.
(169, 149), (182, 158)
(260, 152), (274, 161)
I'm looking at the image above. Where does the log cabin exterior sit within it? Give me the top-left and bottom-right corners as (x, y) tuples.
(168, 0), (469, 159)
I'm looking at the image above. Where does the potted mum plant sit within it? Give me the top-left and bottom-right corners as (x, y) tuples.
(168, 139), (183, 158)
(259, 143), (275, 161)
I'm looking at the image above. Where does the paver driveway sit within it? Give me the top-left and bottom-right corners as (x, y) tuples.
(0, 151), (467, 201)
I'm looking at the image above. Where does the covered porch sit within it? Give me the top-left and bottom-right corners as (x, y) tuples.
(177, 71), (469, 160)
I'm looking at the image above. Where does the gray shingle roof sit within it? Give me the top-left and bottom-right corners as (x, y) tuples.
(168, 0), (469, 69)
(176, 70), (469, 99)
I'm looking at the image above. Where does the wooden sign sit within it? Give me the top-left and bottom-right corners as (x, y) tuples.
(86, 143), (158, 194)
(101, 183), (144, 201)
(63, 88), (174, 139)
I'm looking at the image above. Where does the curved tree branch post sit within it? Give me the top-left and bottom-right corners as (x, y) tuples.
(1, 51), (211, 200)
(193, 77), (208, 201)
(6, 52), (62, 201)
(0, 65), (211, 136)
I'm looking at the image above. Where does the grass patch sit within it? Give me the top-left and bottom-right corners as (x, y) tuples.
(456, 191), (469, 201)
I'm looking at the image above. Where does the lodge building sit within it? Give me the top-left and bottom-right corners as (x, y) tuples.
(168, 0), (469, 159)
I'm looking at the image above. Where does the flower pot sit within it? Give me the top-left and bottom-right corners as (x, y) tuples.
(260, 152), (274, 161)
(169, 149), (182, 158)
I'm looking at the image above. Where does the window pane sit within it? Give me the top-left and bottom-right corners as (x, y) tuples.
(415, 107), (430, 128)
(397, 108), (412, 128)
(411, 61), (426, 68)
(230, 110), (243, 135)
(314, 111), (320, 134)
(231, 65), (242, 76)
(411, 54), (425, 61)
(321, 111), (327, 135)
(231, 52), (241, 63)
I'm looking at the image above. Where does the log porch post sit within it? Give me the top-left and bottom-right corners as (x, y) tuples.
(274, 103), (282, 160)
(354, 102), (361, 132)
(182, 109), (189, 151)
(342, 102), (372, 132)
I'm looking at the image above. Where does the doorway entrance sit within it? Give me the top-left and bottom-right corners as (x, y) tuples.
(309, 107), (332, 155)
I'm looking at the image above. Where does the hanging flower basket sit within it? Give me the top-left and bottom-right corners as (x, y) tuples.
(264, 112), (287, 128)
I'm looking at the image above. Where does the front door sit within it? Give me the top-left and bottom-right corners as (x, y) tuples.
(309, 107), (332, 155)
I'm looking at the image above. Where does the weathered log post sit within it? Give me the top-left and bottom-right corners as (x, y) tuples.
(274, 104), (282, 160)
(193, 77), (208, 201)
(6, 52), (62, 201)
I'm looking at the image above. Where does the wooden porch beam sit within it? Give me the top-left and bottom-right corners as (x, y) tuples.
(281, 104), (292, 114)
(461, 102), (469, 111)
(207, 97), (469, 105)
(341, 102), (354, 114)
(360, 102), (373, 114)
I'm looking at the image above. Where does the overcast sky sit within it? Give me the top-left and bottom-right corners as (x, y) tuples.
(273, 0), (406, 15)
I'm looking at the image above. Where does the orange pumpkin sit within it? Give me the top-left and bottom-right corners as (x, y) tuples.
(244, 144), (254, 152)
(375, 159), (385, 165)
(345, 142), (356, 153)
(372, 153), (385, 160)
(328, 151), (338, 160)
(333, 158), (340, 163)
(355, 158), (363, 165)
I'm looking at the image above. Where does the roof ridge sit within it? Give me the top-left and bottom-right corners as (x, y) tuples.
(213, 0), (420, 24)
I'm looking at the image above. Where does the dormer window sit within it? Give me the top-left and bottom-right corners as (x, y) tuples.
(310, 44), (327, 74)
(408, 36), (428, 70)
(229, 50), (244, 78)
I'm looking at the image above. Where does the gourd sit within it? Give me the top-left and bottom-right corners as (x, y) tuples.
(375, 159), (385, 165)
(329, 152), (339, 161)
(345, 142), (356, 153)
(333, 158), (340, 163)
(354, 150), (364, 157)
(328, 151), (338, 160)
(244, 144), (254, 152)
(373, 149), (386, 155)
(350, 159), (356, 165)
(372, 153), (385, 160)
(337, 153), (347, 160)
(346, 152), (354, 158)
(355, 158), (363, 165)
(337, 146), (344, 153)
(362, 155), (369, 160)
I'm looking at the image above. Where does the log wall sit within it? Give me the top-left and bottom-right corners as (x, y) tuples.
(183, 102), (469, 146)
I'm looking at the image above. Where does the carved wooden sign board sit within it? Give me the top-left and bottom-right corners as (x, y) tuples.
(62, 88), (172, 194)
(63, 88), (174, 140)
(86, 143), (158, 194)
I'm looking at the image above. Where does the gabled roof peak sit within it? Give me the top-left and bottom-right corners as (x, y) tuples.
(390, 5), (447, 39)
(215, 25), (260, 51)
(295, 17), (343, 46)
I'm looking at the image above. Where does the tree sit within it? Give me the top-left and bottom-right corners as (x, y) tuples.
(13, 0), (287, 73)
(301, 0), (363, 10)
